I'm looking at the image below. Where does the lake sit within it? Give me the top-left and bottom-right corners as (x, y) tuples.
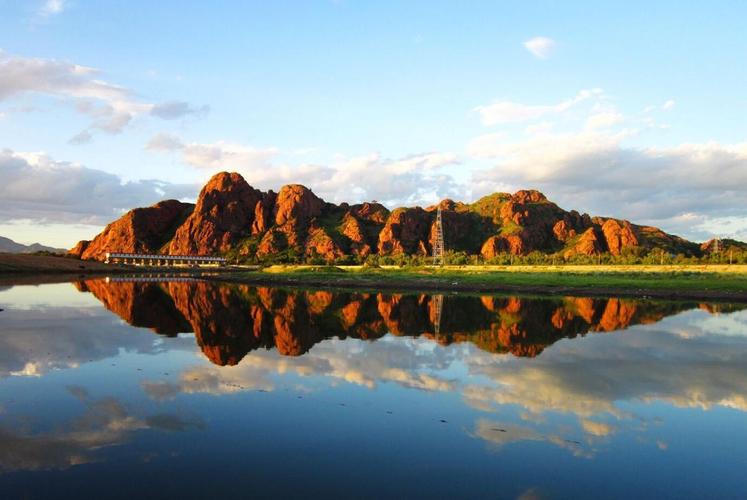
(0, 278), (746, 499)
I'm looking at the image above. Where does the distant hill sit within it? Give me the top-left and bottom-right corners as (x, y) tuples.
(0, 235), (67, 254)
(68, 171), (744, 263)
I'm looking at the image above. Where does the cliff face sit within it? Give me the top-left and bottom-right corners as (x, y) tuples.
(71, 171), (705, 261)
(70, 200), (194, 261)
(168, 172), (264, 255)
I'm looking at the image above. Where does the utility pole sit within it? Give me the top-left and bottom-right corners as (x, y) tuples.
(432, 206), (445, 266)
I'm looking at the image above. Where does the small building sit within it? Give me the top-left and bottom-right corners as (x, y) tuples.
(104, 253), (226, 267)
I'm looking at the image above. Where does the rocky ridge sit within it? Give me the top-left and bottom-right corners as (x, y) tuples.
(70, 171), (709, 261)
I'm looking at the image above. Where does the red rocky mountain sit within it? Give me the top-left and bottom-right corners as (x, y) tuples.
(74, 199), (194, 261)
(70, 171), (704, 261)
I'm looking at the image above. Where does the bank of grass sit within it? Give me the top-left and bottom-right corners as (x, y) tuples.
(219, 264), (747, 300)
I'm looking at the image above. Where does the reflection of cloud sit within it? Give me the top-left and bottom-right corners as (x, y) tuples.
(141, 381), (182, 401)
(0, 305), (165, 378)
(0, 284), (199, 379)
(144, 338), (458, 400)
(473, 419), (545, 447)
(145, 414), (204, 432)
(0, 390), (201, 472)
(472, 419), (589, 457)
(136, 304), (747, 461)
(461, 311), (747, 448)
(580, 419), (616, 437)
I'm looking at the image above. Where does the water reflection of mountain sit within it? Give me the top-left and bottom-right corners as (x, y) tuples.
(76, 280), (741, 366)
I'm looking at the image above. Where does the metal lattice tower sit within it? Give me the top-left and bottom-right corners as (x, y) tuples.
(713, 236), (721, 255)
(433, 206), (445, 266)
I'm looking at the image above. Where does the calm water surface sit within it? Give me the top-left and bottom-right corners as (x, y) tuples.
(1, 279), (746, 499)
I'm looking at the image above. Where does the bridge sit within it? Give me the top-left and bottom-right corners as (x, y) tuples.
(104, 253), (227, 267)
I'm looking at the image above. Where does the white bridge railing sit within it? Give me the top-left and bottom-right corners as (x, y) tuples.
(105, 252), (226, 266)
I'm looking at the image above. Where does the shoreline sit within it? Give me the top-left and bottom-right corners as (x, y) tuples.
(205, 271), (747, 303)
(2, 254), (746, 302)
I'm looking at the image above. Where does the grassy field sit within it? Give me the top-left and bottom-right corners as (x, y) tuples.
(220, 264), (747, 300)
(3, 254), (746, 300)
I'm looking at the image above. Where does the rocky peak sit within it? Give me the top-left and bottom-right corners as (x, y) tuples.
(348, 202), (389, 224)
(511, 189), (547, 204)
(168, 171), (263, 254)
(274, 184), (324, 226)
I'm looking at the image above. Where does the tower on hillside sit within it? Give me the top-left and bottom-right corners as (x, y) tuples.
(433, 206), (445, 266)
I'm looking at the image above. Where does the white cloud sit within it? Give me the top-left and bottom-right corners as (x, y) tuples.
(467, 87), (746, 240)
(0, 148), (197, 225)
(147, 133), (464, 207)
(474, 89), (602, 126)
(0, 50), (207, 141)
(523, 36), (556, 59)
(39, 0), (65, 17)
(467, 132), (505, 159)
(470, 130), (747, 240)
(585, 111), (624, 130)
(146, 133), (278, 172)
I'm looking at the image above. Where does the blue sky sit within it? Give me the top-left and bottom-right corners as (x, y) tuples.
(1, 0), (746, 247)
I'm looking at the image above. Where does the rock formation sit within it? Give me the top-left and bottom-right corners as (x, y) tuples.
(168, 172), (263, 255)
(71, 171), (713, 261)
(71, 200), (194, 261)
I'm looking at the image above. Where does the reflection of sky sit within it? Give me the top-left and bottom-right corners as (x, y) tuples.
(0, 283), (102, 310)
(1, 283), (746, 498)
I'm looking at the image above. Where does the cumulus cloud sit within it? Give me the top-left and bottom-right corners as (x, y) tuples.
(470, 131), (747, 239)
(146, 133), (278, 172)
(0, 50), (207, 140)
(523, 36), (556, 59)
(0, 148), (198, 225)
(147, 133), (464, 207)
(474, 89), (601, 126)
(468, 88), (746, 240)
